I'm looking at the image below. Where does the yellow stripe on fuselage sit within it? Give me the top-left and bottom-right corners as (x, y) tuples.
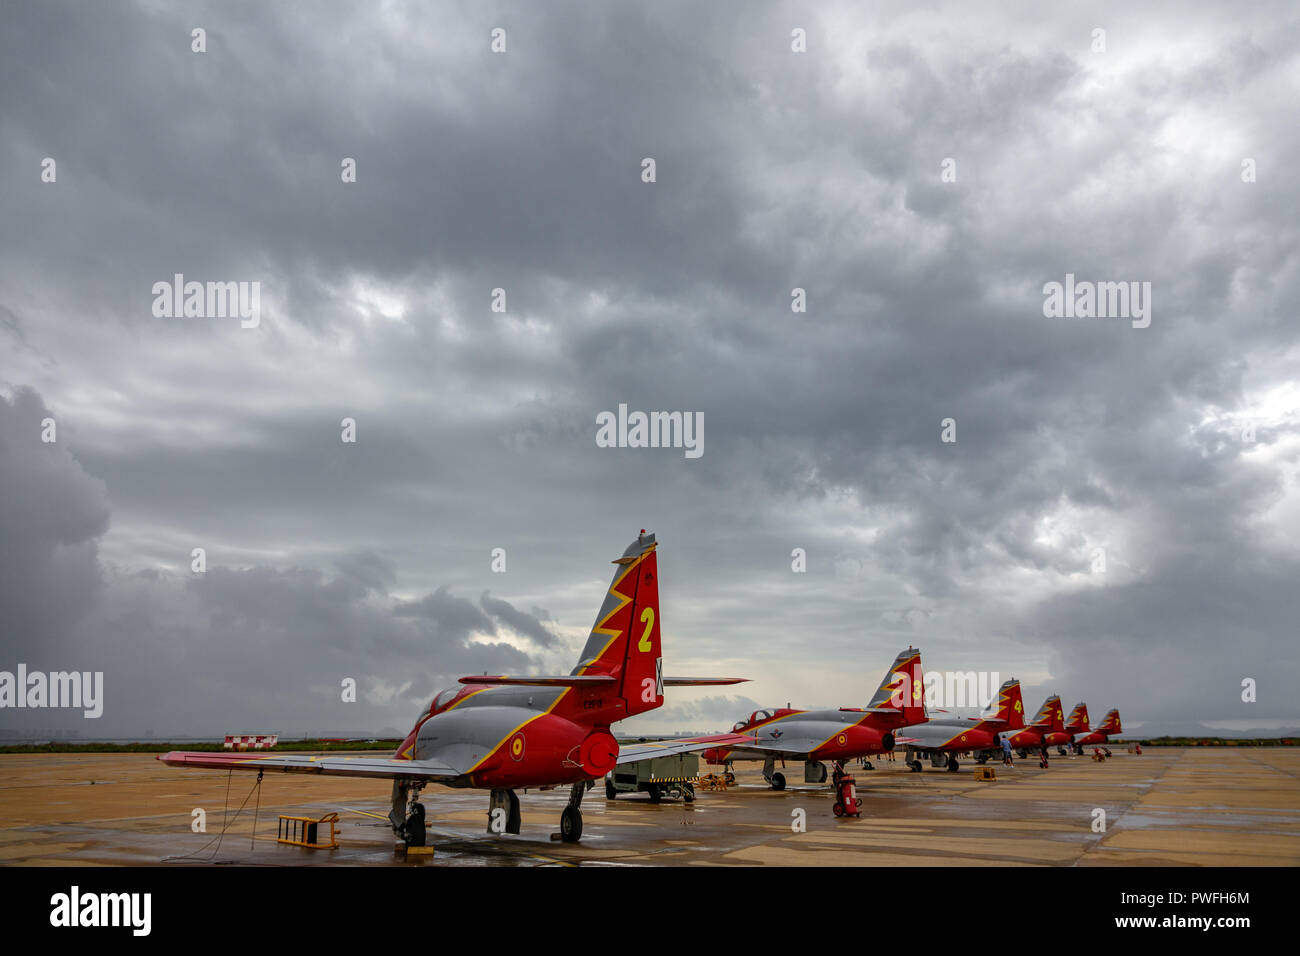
(464, 684), (574, 776)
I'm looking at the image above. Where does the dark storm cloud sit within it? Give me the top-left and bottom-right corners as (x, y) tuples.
(478, 592), (561, 648)
(2, 1), (1298, 736)
(0, 388), (110, 657)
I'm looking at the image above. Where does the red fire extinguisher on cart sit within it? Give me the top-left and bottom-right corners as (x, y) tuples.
(832, 773), (862, 817)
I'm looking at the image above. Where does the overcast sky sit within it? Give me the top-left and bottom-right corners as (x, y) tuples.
(2, 1), (1298, 739)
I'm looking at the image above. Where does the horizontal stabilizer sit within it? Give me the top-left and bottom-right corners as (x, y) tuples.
(617, 733), (756, 764)
(457, 674), (617, 687)
(662, 676), (749, 686)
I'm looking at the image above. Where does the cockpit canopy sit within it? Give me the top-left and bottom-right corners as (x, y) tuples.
(735, 708), (777, 731)
(429, 687), (460, 713)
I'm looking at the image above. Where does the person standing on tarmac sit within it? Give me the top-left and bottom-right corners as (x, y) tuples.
(1001, 735), (1013, 766)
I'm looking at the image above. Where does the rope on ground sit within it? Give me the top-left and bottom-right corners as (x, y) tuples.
(162, 768), (265, 865)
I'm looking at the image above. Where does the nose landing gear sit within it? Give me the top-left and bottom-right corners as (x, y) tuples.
(390, 780), (428, 848)
(762, 757), (787, 791)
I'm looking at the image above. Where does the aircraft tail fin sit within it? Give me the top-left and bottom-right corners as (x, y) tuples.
(865, 647), (925, 724)
(1066, 702), (1090, 733)
(981, 678), (1026, 730)
(1030, 695), (1065, 731)
(570, 530), (665, 718)
(1099, 708), (1122, 734)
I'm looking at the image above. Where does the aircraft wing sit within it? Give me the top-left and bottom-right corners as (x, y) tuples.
(893, 725), (960, 747)
(616, 733), (755, 764)
(459, 676), (746, 688)
(158, 751), (461, 781)
(459, 675), (617, 687)
(711, 744), (819, 761)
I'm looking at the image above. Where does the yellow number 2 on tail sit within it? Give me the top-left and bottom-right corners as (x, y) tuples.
(638, 607), (655, 652)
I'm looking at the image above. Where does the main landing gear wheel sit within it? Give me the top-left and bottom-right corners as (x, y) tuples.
(862, 761), (873, 771)
(555, 781), (587, 843)
(683, 783), (695, 803)
(909, 759), (923, 773)
(647, 783), (662, 803)
(946, 756), (959, 772)
(605, 777), (617, 800)
(560, 806), (583, 843)
(1018, 750), (1028, 760)
(404, 802), (426, 847)
(488, 788), (522, 835)
(976, 753), (988, 765)
(770, 772), (786, 791)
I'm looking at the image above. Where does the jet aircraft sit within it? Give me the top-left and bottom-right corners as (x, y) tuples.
(1042, 701), (1089, 754)
(701, 647), (926, 790)
(1001, 694), (1066, 767)
(161, 531), (749, 844)
(1073, 708), (1123, 750)
(893, 677), (1026, 772)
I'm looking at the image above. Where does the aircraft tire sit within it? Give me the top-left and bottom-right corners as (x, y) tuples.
(647, 783), (662, 803)
(771, 772), (786, 791)
(405, 803), (426, 847)
(946, 756), (959, 772)
(605, 777), (616, 800)
(862, 761), (873, 771)
(560, 806), (583, 843)
(909, 759), (923, 772)
(683, 783), (695, 803)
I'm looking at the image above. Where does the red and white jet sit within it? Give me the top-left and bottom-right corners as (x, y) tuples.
(162, 531), (749, 845)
